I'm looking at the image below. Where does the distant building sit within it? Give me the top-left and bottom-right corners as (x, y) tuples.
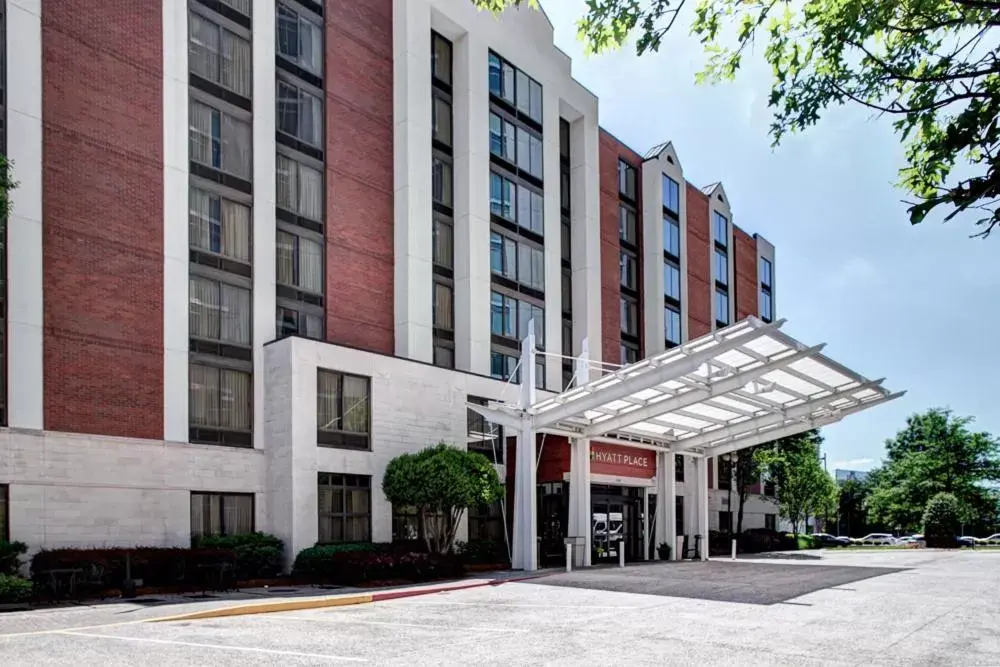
(836, 469), (870, 483)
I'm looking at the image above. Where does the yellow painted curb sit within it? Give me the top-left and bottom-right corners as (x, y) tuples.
(149, 593), (374, 623)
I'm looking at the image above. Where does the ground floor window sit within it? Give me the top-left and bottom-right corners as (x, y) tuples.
(0, 484), (8, 541)
(392, 505), (419, 542)
(765, 513), (776, 531)
(190, 492), (254, 540)
(468, 500), (505, 541)
(318, 473), (371, 543)
(718, 510), (732, 533)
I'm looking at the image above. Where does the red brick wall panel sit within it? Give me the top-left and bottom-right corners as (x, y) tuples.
(325, 0), (395, 354)
(685, 184), (712, 339)
(42, 3), (163, 439)
(733, 227), (759, 321)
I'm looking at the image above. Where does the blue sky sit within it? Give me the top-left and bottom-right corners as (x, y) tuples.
(537, 1), (1000, 471)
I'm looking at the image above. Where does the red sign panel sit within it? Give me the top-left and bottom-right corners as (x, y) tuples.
(590, 442), (656, 479)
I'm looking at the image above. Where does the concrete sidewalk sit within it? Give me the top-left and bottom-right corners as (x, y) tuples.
(0, 569), (551, 637)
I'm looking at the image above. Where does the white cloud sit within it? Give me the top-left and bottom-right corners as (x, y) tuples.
(831, 458), (875, 470)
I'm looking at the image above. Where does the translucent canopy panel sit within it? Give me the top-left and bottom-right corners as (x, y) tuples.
(527, 317), (902, 455)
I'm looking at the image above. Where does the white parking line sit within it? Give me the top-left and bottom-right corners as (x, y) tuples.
(391, 600), (641, 609)
(282, 614), (527, 633)
(57, 631), (366, 662)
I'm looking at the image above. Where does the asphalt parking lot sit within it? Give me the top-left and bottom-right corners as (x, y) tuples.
(2, 549), (998, 666)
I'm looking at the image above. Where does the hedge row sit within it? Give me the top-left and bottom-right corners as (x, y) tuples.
(292, 543), (464, 585)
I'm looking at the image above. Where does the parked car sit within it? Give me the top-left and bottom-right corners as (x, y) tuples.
(895, 534), (926, 547)
(975, 533), (1000, 545)
(812, 533), (850, 547)
(851, 533), (897, 546)
(958, 536), (976, 547)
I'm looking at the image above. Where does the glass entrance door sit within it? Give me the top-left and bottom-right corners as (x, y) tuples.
(592, 491), (644, 563)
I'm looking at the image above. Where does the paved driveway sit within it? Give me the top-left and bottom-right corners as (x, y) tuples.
(535, 558), (904, 604)
(1, 549), (998, 666)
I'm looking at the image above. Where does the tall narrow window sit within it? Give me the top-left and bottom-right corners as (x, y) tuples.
(663, 216), (680, 258)
(620, 297), (639, 336)
(713, 212), (728, 247)
(662, 175), (680, 214)
(716, 289), (730, 325)
(276, 154), (323, 221)
(434, 158), (454, 207)
(715, 249), (729, 286)
(276, 3), (322, 75)
(618, 161), (636, 200)
(433, 282), (454, 330)
(760, 257), (773, 288)
(665, 306), (681, 346)
(432, 33), (452, 84)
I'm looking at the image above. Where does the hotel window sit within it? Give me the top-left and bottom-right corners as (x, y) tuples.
(188, 12), (252, 98)
(517, 243), (545, 291)
(713, 212), (729, 248)
(317, 370), (371, 450)
(618, 160), (636, 200)
(620, 251), (638, 290)
(189, 364), (252, 437)
(675, 455), (684, 482)
(489, 172), (515, 221)
(514, 185), (544, 235)
(491, 232), (545, 292)
(432, 32), (452, 85)
(490, 292), (542, 342)
(433, 281), (454, 330)
(276, 153), (323, 222)
(433, 216), (454, 269)
(489, 113), (517, 162)
(189, 100), (252, 179)
(189, 187), (251, 263)
(665, 306), (681, 346)
(715, 249), (728, 286)
(276, 305), (322, 339)
(432, 95), (452, 146)
(488, 52), (541, 123)
(190, 492), (254, 540)
(760, 257), (773, 288)
(221, 0), (251, 16)
(663, 216), (680, 258)
(664, 262), (680, 301)
(468, 396), (504, 464)
(490, 351), (519, 382)
(469, 501), (505, 541)
(434, 345), (454, 369)
(277, 79), (323, 147)
(761, 290), (773, 322)
(662, 175), (680, 215)
(620, 297), (639, 336)
(276, 229), (323, 293)
(189, 276), (251, 346)
(317, 473), (371, 543)
(619, 205), (637, 245)
(716, 289), (730, 326)
(276, 3), (323, 75)
(760, 256), (774, 322)
(515, 127), (543, 179)
(620, 342), (639, 365)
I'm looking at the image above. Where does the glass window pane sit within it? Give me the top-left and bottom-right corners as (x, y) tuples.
(664, 217), (680, 257)
(490, 292), (503, 335)
(433, 157), (452, 207)
(716, 249), (728, 285)
(716, 290), (729, 324)
(489, 232), (503, 275)
(516, 69), (530, 113)
(219, 283), (251, 344)
(502, 63), (515, 104)
(433, 34), (452, 84)
(433, 96), (452, 146)
(489, 113), (502, 156)
(433, 217), (453, 268)
(488, 53), (502, 95)
(529, 79), (543, 122)
(517, 128), (530, 172)
(433, 282), (453, 330)
(664, 262), (680, 300)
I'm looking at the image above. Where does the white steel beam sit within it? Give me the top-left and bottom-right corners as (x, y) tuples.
(703, 392), (905, 457)
(466, 403), (523, 431)
(532, 319), (786, 428)
(671, 379), (886, 452)
(581, 344), (826, 437)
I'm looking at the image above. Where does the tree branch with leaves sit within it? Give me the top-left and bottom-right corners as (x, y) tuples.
(473, 0), (1000, 237)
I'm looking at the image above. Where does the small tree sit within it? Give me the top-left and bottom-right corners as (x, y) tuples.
(383, 443), (503, 554)
(0, 154), (16, 220)
(923, 492), (962, 549)
(758, 430), (837, 534)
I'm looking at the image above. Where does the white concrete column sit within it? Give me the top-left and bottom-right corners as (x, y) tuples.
(569, 116), (602, 377)
(6, 0), (44, 430)
(162, 0), (190, 442)
(511, 333), (538, 571)
(251, 0), (278, 448)
(641, 163), (665, 356)
(655, 451), (678, 560)
(695, 455), (709, 561)
(392, 0), (434, 363)
(567, 437), (592, 567)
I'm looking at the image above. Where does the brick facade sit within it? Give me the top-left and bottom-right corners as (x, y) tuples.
(324, 0), (395, 355)
(41, 1), (164, 439)
(733, 227), (759, 322)
(685, 183), (712, 339)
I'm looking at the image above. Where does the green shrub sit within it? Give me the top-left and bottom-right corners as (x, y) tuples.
(0, 573), (34, 603)
(0, 541), (29, 575)
(31, 547), (236, 589)
(194, 533), (285, 579)
(292, 544), (463, 585)
(923, 492), (962, 548)
(455, 539), (508, 565)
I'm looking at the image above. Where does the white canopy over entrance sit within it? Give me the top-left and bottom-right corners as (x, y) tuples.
(469, 317), (902, 571)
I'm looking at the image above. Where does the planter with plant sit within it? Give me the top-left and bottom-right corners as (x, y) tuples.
(656, 542), (672, 561)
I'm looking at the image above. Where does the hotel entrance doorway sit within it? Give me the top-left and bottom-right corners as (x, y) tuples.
(591, 485), (644, 563)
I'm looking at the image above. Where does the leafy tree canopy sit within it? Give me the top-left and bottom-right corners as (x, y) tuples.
(866, 408), (1000, 532)
(757, 429), (838, 533)
(0, 154), (15, 220)
(473, 0), (1000, 237)
(382, 443), (504, 553)
(923, 491), (963, 546)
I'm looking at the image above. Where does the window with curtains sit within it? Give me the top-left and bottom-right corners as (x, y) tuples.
(220, 0), (251, 16)
(276, 230), (323, 293)
(433, 345), (454, 369)
(277, 3), (322, 75)
(317, 369), (371, 450)
(188, 12), (252, 98)
(468, 501), (505, 541)
(318, 473), (371, 543)
(190, 492), (254, 540)
(489, 172), (515, 221)
(277, 305), (323, 339)
(189, 187), (251, 263)
(189, 364), (252, 432)
(433, 156), (453, 208)
(277, 79), (323, 147)
(276, 153), (323, 221)
(432, 216), (453, 269)
(431, 32), (452, 85)
(433, 281), (453, 330)
(189, 276), (251, 346)
(189, 100), (252, 179)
